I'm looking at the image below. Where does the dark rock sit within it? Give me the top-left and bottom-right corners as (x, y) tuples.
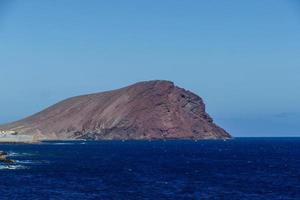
(0, 151), (14, 164)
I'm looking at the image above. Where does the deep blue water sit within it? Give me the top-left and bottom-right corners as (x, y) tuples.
(0, 138), (299, 200)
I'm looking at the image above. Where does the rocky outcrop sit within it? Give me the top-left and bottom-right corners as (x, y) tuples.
(0, 151), (14, 164)
(0, 80), (231, 140)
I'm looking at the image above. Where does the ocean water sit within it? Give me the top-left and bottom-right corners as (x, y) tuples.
(0, 138), (299, 200)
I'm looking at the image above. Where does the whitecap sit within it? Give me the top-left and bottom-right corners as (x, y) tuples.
(47, 142), (75, 145)
(8, 152), (35, 157)
(15, 160), (35, 164)
(0, 164), (28, 170)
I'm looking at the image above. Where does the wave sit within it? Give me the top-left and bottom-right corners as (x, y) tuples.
(15, 160), (35, 164)
(8, 152), (35, 157)
(0, 164), (28, 170)
(48, 142), (75, 145)
(44, 142), (87, 145)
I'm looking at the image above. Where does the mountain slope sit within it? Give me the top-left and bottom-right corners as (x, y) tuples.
(0, 80), (231, 140)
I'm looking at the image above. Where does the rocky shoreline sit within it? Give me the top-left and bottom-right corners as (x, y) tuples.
(0, 134), (35, 143)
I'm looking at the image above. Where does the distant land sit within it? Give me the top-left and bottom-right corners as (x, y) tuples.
(0, 80), (231, 142)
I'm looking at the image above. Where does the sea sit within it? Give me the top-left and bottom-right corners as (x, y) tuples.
(0, 138), (299, 200)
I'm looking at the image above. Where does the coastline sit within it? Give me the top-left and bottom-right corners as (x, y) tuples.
(0, 134), (35, 144)
(0, 137), (233, 145)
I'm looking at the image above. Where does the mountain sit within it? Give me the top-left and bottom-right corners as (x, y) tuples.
(0, 80), (231, 140)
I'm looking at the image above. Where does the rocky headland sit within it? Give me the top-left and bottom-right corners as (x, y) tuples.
(0, 80), (231, 141)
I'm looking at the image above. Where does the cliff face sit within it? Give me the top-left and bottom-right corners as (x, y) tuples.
(0, 80), (231, 140)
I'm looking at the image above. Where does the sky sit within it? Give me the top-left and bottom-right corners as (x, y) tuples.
(0, 0), (300, 137)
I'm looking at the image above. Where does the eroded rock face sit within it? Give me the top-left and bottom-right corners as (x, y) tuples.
(0, 80), (231, 140)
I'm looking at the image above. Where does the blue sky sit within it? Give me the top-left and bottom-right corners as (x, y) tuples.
(1, 0), (300, 136)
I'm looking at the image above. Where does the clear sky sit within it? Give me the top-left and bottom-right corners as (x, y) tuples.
(1, 0), (300, 136)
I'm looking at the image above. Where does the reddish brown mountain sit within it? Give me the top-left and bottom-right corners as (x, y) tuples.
(0, 80), (231, 140)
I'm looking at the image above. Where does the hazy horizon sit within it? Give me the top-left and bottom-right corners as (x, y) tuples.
(1, 0), (299, 137)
